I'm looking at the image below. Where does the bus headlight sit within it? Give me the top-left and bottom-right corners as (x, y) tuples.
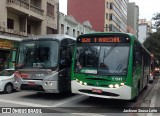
(109, 84), (114, 88)
(79, 81), (83, 85)
(115, 84), (119, 88)
(45, 81), (53, 86)
(49, 82), (53, 86)
(84, 82), (87, 85)
(120, 83), (125, 86)
(45, 82), (48, 86)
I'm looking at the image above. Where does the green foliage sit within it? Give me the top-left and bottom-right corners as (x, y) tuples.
(143, 32), (160, 62)
(152, 13), (160, 28)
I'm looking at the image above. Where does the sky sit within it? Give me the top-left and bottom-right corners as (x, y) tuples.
(59, 0), (160, 21)
(129, 0), (160, 20)
(59, 0), (67, 14)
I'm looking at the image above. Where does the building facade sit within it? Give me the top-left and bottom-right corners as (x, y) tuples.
(138, 19), (152, 43)
(67, 0), (128, 32)
(59, 12), (95, 38)
(127, 2), (139, 38)
(138, 24), (148, 43)
(0, 0), (58, 37)
(139, 19), (152, 33)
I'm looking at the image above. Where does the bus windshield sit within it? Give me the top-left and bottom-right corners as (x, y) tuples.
(75, 44), (129, 75)
(16, 40), (59, 69)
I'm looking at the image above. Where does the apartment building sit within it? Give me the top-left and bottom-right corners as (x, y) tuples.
(59, 12), (96, 38)
(127, 2), (139, 38)
(138, 19), (152, 43)
(0, 0), (58, 37)
(67, 0), (128, 32)
(139, 19), (152, 33)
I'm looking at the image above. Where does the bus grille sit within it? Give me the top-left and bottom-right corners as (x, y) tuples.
(79, 89), (119, 97)
(20, 84), (45, 91)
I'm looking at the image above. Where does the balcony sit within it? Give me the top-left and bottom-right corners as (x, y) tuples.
(0, 26), (28, 37)
(6, 0), (44, 21)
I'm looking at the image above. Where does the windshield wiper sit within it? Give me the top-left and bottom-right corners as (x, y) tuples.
(104, 44), (117, 58)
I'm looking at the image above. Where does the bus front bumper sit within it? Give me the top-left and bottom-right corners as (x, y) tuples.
(15, 79), (60, 93)
(71, 80), (132, 100)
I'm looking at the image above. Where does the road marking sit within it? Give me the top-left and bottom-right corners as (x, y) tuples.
(50, 95), (84, 107)
(0, 95), (84, 107)
(0, 97), (106, 116)
(0, 99), (49, 107)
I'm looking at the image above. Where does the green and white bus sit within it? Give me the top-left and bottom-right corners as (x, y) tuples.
(71, 32), (151, 101)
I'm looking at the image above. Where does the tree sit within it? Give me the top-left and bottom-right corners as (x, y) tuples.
(143, 32), (160, 63)
(152, 13), (160, 29)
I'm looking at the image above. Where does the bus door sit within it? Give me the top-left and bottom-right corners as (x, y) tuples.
(133, 42), (143, 91)
(58, 38), (73, 92)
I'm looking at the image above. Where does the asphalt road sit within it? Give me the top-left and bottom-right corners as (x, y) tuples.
(0, 77), (158, 116)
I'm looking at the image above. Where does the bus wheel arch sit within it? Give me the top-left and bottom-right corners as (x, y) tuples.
(131, 80), (140, 102)
(144, 75), (149, 89)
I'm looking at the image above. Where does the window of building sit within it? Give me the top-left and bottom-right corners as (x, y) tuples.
(110, 3), (113, 9)
(77, 31), (80, 36)
(27, 25), (31, 34)
(106, 13), (108, 20)
(73, 29), (75, 37)
(61, 24), (64, 34)
(47, 27), (57, 34)
(109, 14), (112, 20)
(7, 18), (14, 29)
(47, 3), (54, 17)
(106, 2), (109, 8)
(19, 18), (26, 32)
(66, 26), (70, 35)
(109, 24), (112, 31)
(105, 24), (108, 31)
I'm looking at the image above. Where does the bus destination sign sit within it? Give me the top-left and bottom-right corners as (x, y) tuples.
(78, 37), (130, 43)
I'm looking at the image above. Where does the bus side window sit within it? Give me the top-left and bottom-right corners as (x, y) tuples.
(133, 42), (142, 71)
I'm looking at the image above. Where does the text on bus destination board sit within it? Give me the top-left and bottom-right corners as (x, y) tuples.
(80, 37), (129, 43)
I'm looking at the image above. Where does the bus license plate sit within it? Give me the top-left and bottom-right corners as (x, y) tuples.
(28, 82), (35, 85)
(92, 88), (102, 94)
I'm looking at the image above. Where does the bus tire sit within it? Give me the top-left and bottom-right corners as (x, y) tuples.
(144, 76), (149, 89)
(131, 93), (138, 102)
(131, 83), (140, 102)
(144, 83), (148, 89)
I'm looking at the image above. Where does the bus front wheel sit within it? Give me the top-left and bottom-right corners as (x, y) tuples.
(131, 90), (139, 102)
(131, 84), (140, 102)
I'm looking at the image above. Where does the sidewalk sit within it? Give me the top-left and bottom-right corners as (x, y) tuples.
(147, 76), (160, 116)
